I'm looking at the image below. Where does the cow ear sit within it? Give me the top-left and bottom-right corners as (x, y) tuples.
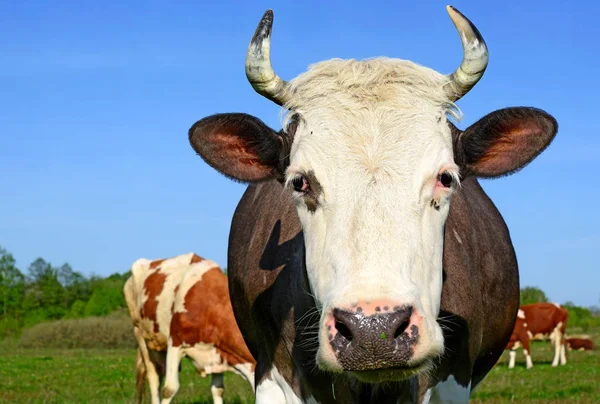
(457, 107), (558, 178)
(189, 113), (287, 182)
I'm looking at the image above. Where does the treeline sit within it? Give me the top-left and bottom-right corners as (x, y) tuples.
(0, 246), (129, 339)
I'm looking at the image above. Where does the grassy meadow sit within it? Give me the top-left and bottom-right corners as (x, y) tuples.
(1, 329), (598, 403)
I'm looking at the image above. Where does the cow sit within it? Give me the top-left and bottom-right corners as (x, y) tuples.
(187, 6), (558, 403)
(505, 309), (533, 369)
(520, 303), (568, 367)
(123, 252), (255, 404)
(565, 337), (595, 351)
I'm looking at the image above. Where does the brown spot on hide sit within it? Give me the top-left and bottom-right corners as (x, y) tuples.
(150, 259), (165, 269)
(190, 254), (204, 264)
(141, 270), (167, 333)
(170, 268), (256, 368)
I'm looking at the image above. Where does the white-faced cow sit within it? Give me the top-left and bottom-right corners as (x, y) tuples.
(124, 252), (255, 404)
(506, 309), (533, 369)
(188, 7), (558, 403)
(520, 303), (569, 367)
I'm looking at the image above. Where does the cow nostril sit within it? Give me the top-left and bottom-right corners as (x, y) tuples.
(335, 320), (353, 341)
(394, 319), (410, 339)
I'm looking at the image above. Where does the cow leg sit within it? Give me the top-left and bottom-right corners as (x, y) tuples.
(551, 328), (562, 367)
(560, 342), (567, 365)
(209, 373), (225, 404)
(523, 338), (533, 369)
(134, 328), (162, 404)
(508, 350), (517, 369)
(424, 375), (471, 403)
(161, 340), (184, 404)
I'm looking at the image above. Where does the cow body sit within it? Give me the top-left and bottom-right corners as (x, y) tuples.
(566, 337), (595, 351)
(520, 303), (568, 367)
(189, 6), (557, 403)
(228, 173), (519, 402)
(124, 253), (255, 404)
(506, 309), (533, 369)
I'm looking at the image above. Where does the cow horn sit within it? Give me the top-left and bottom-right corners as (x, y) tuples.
(245, 10), (290, 106)
(445, 6), (489, 101)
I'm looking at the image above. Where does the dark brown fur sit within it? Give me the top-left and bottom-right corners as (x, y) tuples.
(566, 337), (595, 351)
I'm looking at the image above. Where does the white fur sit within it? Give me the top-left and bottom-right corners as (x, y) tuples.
(517, 309), (525, 319)
(255, 367), (317, 404)
(508, 350), (517, 369)
(423, 376), (470, 403)
(280, 58), (460, 369)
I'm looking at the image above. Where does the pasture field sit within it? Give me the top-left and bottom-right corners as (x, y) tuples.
(1, 330), (598, 403)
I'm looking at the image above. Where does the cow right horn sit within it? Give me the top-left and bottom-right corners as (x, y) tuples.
(245, 10), (290, 106)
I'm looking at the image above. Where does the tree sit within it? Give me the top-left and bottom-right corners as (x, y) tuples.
(59, 263), (91, 308)
(23, 258), (66, 320)
(84, 276), (126, 316)
(520, 286), (548, 306)
(0, 247), (25, 318)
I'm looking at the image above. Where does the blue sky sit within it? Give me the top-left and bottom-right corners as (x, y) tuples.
(1, 1), (598, 306)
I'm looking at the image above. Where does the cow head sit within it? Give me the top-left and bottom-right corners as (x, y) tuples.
(189, 7), (557, 382)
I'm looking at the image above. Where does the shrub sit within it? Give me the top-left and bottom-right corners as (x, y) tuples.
(19, 311), (135, 349)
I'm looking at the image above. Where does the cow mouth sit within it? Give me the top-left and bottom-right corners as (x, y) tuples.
(347, 359), (432, 383)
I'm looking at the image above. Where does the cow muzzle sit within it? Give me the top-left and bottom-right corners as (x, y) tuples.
(318, 300), (440, 381)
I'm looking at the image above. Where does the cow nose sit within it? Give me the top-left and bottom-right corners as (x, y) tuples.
(327, 303), (420, 371)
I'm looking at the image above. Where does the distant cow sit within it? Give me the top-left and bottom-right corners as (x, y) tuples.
(506, 309), (533, 369)
(520, 303), (569, 367)
(566, 337), (595, 351)
(124, 252), (255, 404)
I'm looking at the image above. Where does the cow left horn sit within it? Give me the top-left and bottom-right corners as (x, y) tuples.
(245, 10), (290, 106)
(445, 6), (489, 101)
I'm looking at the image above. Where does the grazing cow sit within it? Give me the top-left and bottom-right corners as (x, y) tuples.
(565, 337), (595, 351)
(124, 252), (255, 404)
(506, 309), (533, 369)
(188, 6), (558, 403)
(520, 303), (568, 367)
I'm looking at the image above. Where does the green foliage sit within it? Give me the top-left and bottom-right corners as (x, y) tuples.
(563, 301), (600, 332)
(520, 286), (549, 305)
(0, 248), (25, 319)
(84, 278), (125, 317)
(0, 245), (130, 339)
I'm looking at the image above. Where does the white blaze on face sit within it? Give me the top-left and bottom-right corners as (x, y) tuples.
(283, 59), (459, 361)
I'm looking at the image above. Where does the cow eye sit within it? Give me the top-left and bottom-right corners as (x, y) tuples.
(292, 175), (309, 193)
(439, 172), (454, 188)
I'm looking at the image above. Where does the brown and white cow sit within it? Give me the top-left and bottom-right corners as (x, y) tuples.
(565, 337), (595, 351)
(506, 309), (533, 369)
(520, 303), (568, 367)
(187, 6), (558, 403)
(124, 252), (255, 404)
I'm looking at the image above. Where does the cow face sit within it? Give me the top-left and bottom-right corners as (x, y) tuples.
(189, 7), (557, 382)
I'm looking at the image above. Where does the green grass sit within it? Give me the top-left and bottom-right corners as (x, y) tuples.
(0, 346), (254, 403)
(472, 327), (600, 403)
(1, 329), (598, 403)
